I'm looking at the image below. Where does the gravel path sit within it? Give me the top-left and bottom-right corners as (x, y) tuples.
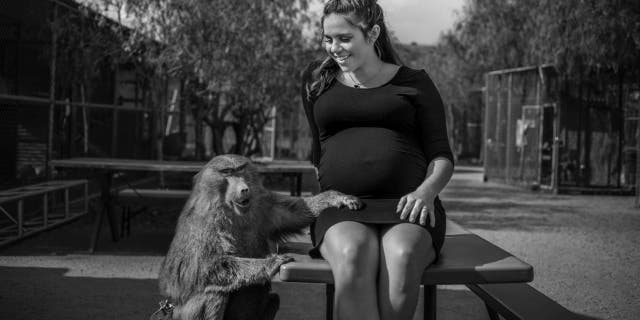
(441, 168), (640, 320)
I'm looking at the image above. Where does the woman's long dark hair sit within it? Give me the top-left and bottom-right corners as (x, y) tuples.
(306, 0), (402, 100)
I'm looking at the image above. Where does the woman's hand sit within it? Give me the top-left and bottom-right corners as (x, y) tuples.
(396, 187), (437, 227)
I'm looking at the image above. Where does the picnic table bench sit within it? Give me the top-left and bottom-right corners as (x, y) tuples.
(468, 283), (582, 320)
(276, 200), (576, 320)
(0, 180), (88, 248)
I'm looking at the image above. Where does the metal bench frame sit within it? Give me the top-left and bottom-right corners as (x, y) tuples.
(468, 283), (581, 320)
(0, 180), (89, 248)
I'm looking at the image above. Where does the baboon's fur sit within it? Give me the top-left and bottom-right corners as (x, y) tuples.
(157, 154), (361, 320)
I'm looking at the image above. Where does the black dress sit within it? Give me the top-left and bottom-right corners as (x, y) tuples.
(301, 63), (454, 260)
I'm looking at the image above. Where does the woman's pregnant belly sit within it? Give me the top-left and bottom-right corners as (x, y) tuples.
(318, 127), (427, 198)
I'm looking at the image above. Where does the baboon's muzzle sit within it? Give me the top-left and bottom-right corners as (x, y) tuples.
(226, 176), (251, 209)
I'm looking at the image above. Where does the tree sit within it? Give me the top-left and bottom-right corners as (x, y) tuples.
(532, 0), (640, 77)
(50, 2), (135, 157)
(439, 0), (640, 83)
(92, 0), (317, 158)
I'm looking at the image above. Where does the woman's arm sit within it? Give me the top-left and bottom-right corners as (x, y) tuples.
(397, 156), (453, 227)
(397, 69), (454, 227)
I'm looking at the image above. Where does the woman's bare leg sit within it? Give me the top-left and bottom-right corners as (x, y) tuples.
(378, 223), (436, 320)
(319, 221), (380, 320)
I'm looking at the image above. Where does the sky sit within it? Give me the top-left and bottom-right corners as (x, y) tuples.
(310, 0), (466, 45)
(378, 0), (466, 45)
(81, 0), (465, 46)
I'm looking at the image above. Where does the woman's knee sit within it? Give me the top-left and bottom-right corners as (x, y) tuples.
(384, 246), (414, 271)
(321, 222), (379, 280)
(381, 224), (436, 279)
(336, 241), (378, 277)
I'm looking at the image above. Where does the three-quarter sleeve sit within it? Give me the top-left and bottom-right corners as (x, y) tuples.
(300, 61), (322, 167)
(413, 70), (454, 165)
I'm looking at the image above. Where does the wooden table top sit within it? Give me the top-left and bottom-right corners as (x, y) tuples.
(49, 157), (316, 174)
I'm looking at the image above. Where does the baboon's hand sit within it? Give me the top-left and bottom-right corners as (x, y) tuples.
(328, 192), (362, 210)
(266, 254), (295, 277)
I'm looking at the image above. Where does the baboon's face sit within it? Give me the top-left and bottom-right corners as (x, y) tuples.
(196, 154), (261, 214)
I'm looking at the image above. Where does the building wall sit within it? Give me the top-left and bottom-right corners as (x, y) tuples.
(0, 105), (18, 181)
(0, 0), (52, 184)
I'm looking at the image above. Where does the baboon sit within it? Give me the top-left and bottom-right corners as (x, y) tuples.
(155, 154), (361, 320)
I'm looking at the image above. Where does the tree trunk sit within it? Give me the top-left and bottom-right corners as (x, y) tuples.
(193, 105), (204, 160)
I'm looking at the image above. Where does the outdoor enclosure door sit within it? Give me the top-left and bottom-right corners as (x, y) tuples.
(519, 106), (541, 184)
(540, 105), (556, 187)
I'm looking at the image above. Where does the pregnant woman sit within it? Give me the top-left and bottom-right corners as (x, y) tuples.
(301, 1), (454, 319)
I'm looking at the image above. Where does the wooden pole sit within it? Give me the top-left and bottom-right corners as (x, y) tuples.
(157, 79), (165, 160)
(506, 73), (513, 184)
(536, 69), (544, 186)
(81, 85), (88, 154)
(47, 3), (58, 179)
(482, 74), (489, 175)
(636, 107), (640, 207)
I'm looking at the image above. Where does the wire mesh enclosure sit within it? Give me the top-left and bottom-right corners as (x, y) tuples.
(484, 65), (640, 195)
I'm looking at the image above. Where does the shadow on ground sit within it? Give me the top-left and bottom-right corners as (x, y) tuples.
(0, 209), (178, 256)
(0, 263), (495, 320)
(0, 266), (162, 320)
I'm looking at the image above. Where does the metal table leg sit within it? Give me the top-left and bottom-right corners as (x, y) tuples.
(89, 171), (119, 252)
(424, 285), (437, 320)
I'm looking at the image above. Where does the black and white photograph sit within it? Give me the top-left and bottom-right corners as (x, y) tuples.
(0, 0), (638, 319)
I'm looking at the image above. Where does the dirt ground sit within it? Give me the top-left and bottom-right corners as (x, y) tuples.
(0, 166), (638, 320)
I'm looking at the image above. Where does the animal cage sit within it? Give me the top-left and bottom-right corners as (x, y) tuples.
(483, 65), (640, 195)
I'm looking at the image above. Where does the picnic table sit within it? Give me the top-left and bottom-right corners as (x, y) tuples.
(277, 199), (535, 320)
(49, 157), (316, 252)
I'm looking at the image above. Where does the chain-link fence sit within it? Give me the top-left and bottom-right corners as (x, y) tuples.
(484, 65), (557, 187)
(484, 65), (639, 195)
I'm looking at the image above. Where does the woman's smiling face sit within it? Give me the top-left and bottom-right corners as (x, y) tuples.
(323, 13), (374, 72)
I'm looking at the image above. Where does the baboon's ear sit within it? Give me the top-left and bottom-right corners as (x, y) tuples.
(191, 171), (200, 186)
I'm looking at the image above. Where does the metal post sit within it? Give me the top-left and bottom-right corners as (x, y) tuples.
(483, 74), (490, 180)
(496, 77), (504, 178)
(325, 284), (334, 320)
(506, 73), (513, 183)
(46, 3), (58, 179)
(287, 173), (294, 196)
(65, 188), (69, 218)
(423, 285), (437, 320)
(17, 200), (23, 237)
(112, 107), (119, 157)
(536, 71), (543, 185)
(84, 182), (88, 214)
(552, 103), (560, 193)
(43, 193), (48, 226)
